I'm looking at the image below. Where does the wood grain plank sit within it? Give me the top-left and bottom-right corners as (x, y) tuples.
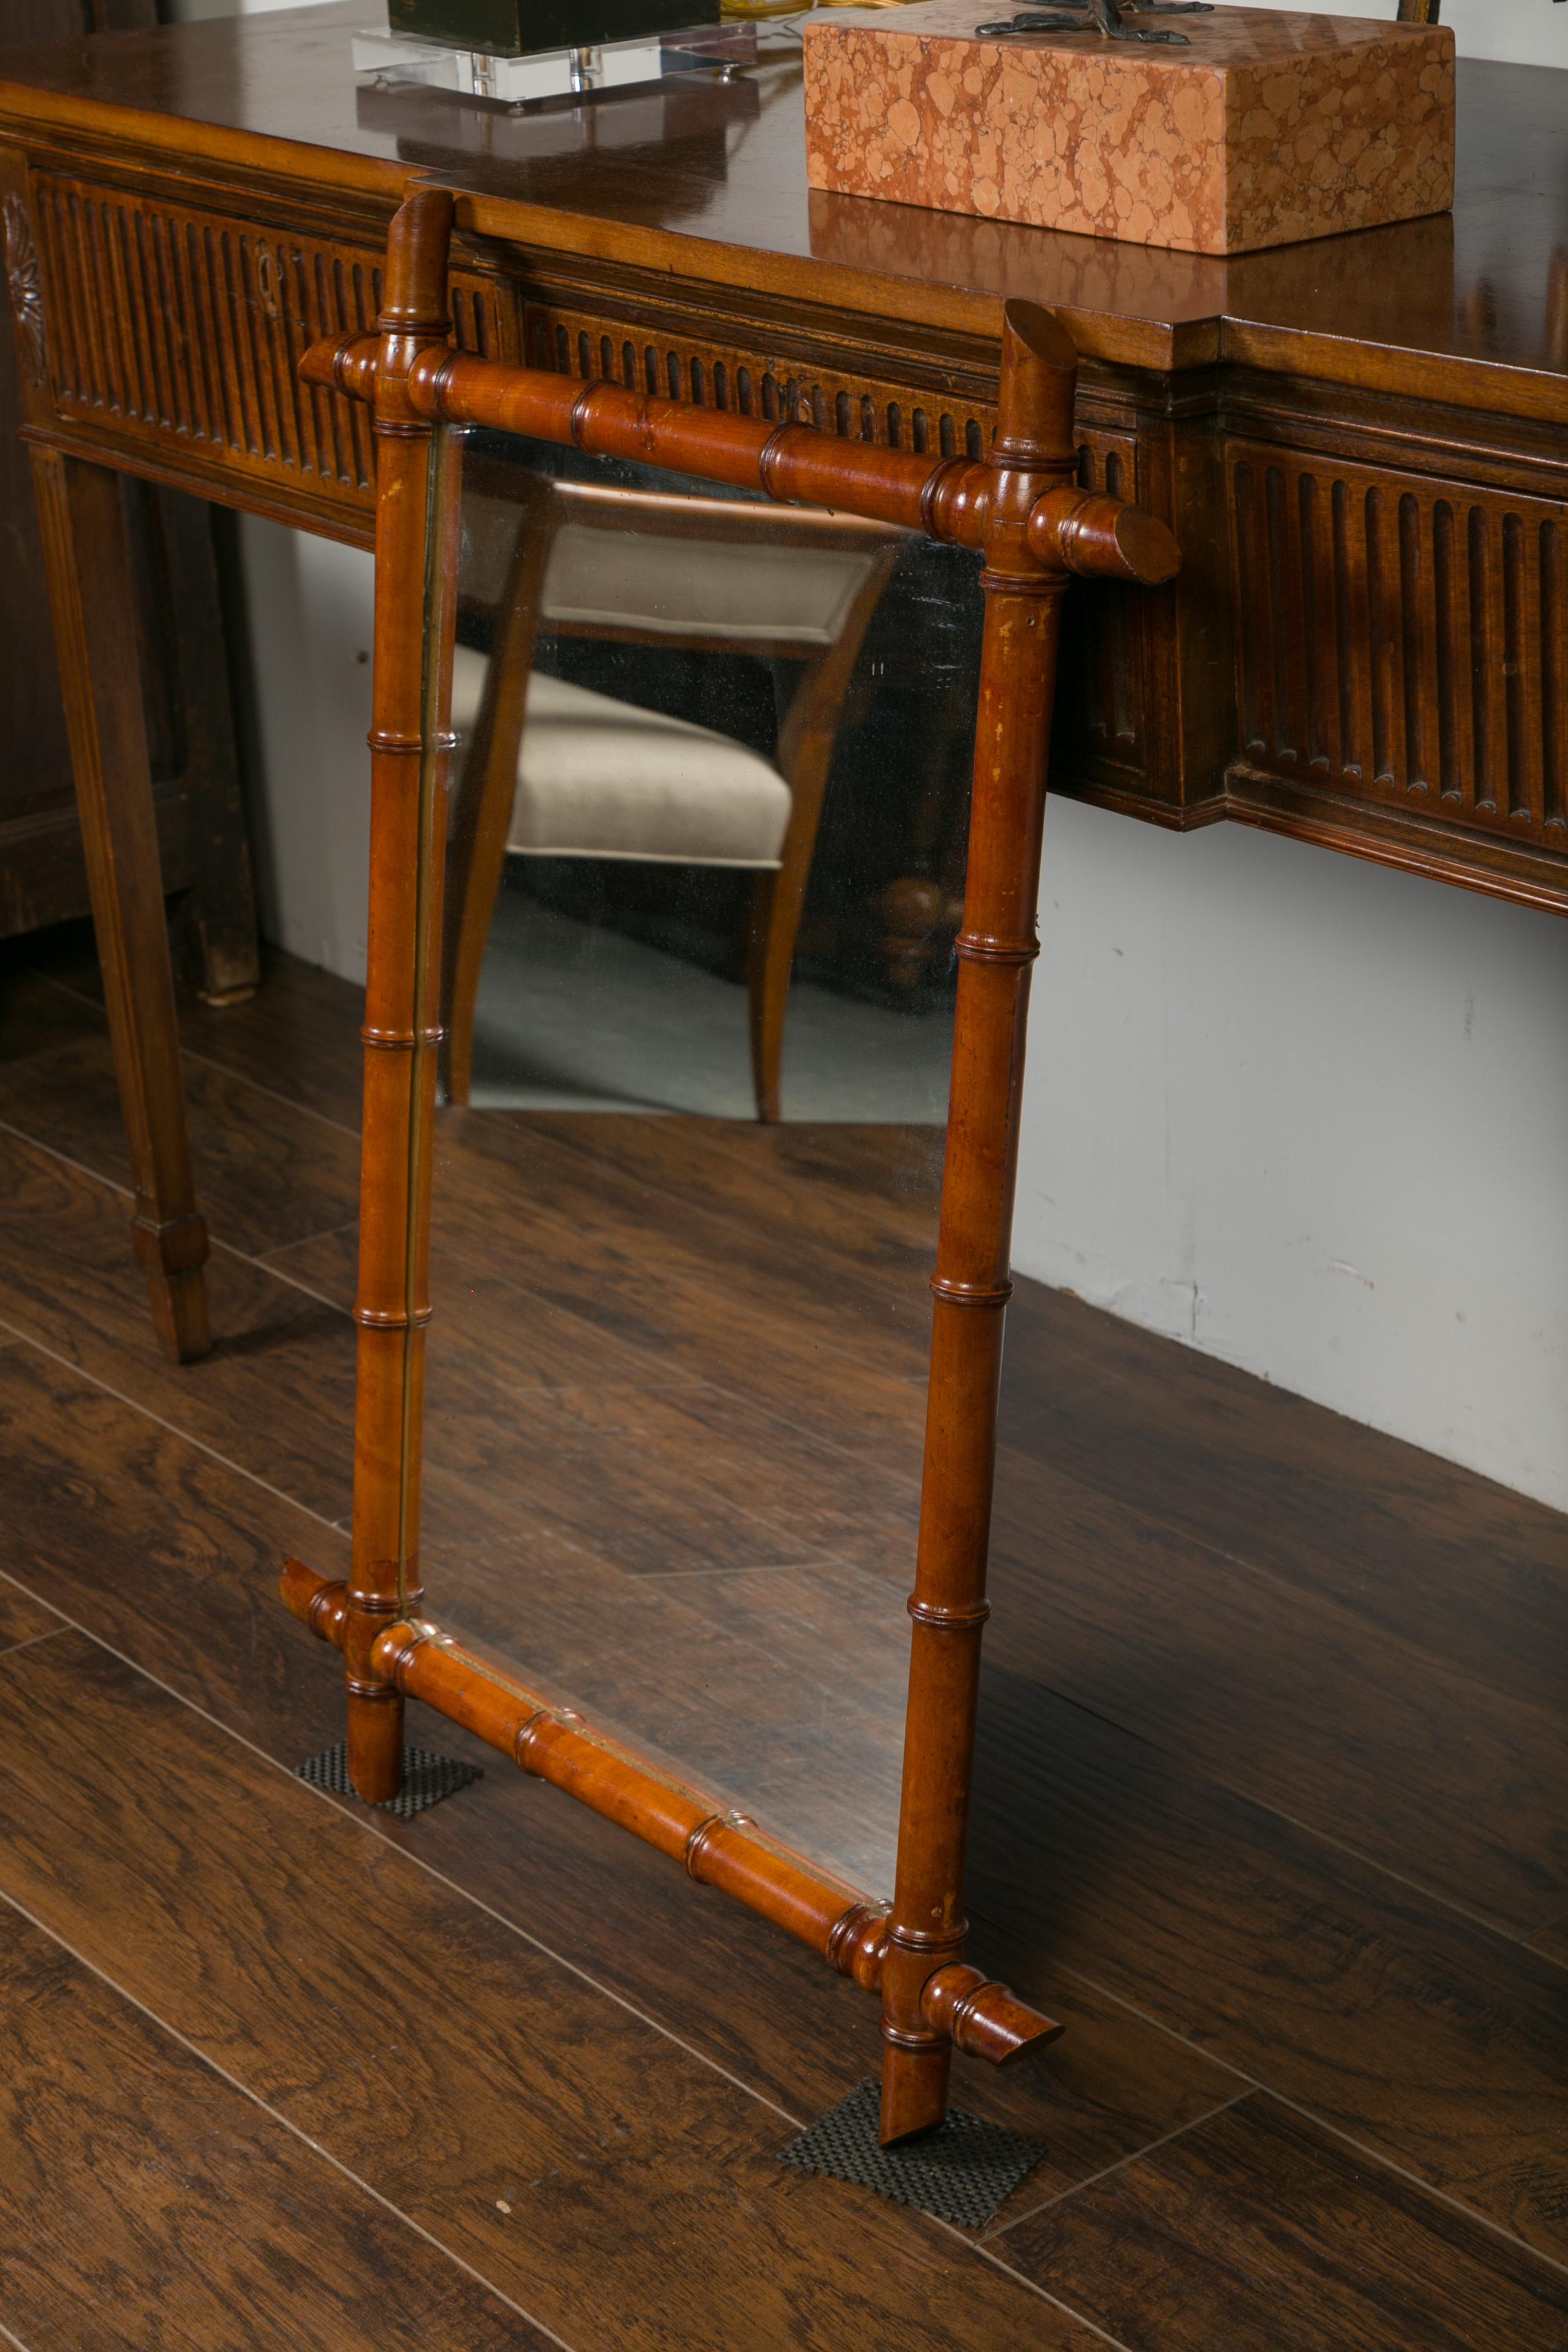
(6, 1222), (1566, 2271)
(0, 1326), (1241, 2201)
(0, 1123), (355, 1522)
(7, 1335), (1563, 2278)
(10, 955), (1566, 2298)
(1527, 1924), (1568, 1970)
(1000, 1277), (1568, 1722)
(269, 1221), (700, 1398)
(997, 2095), (1568, 2352)
(29, 931), (366, 1134)
(422, 1365), (918, 1583)
(0, 1903), (551, 2352)
(0, 1633), (1094, 2352)
(987, 1438), (1568, 1934)
(433, 1105), (934, 1385)
(965, 1667), (1568, 2267)
(174, 946), (365, 1130)
(0, 1354), (1242, 2220)
(0, 1345), (350, 1763)
(0, 1574), (63, 1654)
(274, 1221), (922, 1579)
(0, 1345), (885, 1893)
(0, 1028), (360, 1255)
(523, 1111), (942, 1304)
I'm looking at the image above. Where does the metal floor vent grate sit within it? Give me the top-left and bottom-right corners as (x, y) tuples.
(295, 1741), (482, 1818)
(779, 2076), (1047, 2230)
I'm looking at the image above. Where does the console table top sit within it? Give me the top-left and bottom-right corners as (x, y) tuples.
(0, 3), (1564, 413)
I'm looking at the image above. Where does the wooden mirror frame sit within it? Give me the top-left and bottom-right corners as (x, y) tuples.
(280, 186), (1180, 2146)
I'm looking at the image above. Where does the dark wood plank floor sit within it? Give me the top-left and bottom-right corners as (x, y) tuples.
(1, 922), (1566, 2350)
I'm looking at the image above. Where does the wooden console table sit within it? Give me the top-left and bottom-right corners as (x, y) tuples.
(1, 5), (1566, 1352)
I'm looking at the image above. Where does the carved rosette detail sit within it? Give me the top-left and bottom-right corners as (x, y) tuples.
(3, 195), (46, 387)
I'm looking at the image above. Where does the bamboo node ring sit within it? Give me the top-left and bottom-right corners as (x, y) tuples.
(907, 1595), (993, 1632)
(347, 1586), (407, 1617)
(756, 422), (795, 500)
(512, 1707), (552, 1766)
(368, 1619), (433, 1688)
(929, 1276), (1013, 1308)
(424, 344), (465, 418)
(568, 381), (601, 447)
(828, 1902), (889, 1986)
(360, 1023), (447, 1049)
(885, 1919), (969, 1955)
(344, 1673), (398, 1702)
(514, 1705), (587, 1769)
(880, 2021), (949, 2055)
(919, 454), (977, 539)
(954, 930), (1038, 965)
(352, 1302), (434, 1330)
(366, 728), (460, 754)
(684, 1809), (757, 1878)
(304, 1579), (348, 1639)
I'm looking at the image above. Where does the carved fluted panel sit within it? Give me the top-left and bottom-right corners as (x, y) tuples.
(1229, 440), (1568, 845)
(520, 293), (997, 460)
(1064, 432), (1146, 771)
(28, 174), (508, 518)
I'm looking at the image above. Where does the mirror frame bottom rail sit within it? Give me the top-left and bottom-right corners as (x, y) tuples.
(284, 186), (1178, 2147)
(282, 1554), (1061, 2072)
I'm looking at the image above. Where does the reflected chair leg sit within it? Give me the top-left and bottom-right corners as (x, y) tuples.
(440, 479), (549, 1106)
(30, 446), (212, 1363)
(747, 696), (832, 1119)
(879, 307), (1080, 2143)
(441, 738), (515, 1108)
(746, 846), (812, 1126)
(346, 188), (464, 1802)
(747, 550), (897, 1123)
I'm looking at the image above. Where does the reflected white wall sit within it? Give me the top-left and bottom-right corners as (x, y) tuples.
(1017, 802), (1568, 1510)
(237, 521), (375, 983)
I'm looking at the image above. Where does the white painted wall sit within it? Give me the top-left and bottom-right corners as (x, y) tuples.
(1010, 1), (1568, 1515)
(1017, 805), (1568, 1508)
(221, 0), (1568, 1508)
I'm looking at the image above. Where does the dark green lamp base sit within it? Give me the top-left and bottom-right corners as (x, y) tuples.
(388, 0), (715, 57)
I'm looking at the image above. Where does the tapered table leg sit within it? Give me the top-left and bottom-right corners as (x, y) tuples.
(30, 445), (211, 1363)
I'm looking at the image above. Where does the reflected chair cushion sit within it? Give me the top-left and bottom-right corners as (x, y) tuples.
(450, 646), (792, 868)
(542, 521), (879, 647)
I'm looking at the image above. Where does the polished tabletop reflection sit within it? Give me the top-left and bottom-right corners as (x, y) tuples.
(3, 6), (1568, 405)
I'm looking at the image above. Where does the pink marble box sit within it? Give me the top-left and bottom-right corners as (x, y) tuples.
(802, 4), (1455, 257)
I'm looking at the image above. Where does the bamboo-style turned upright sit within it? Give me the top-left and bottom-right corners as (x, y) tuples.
(878, 306), (1079, 2144)
(288, 189), (1179, 2141)
(343, 187), (464, 1803)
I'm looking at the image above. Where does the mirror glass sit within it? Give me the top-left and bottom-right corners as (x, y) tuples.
(418, 418), (983, 1895)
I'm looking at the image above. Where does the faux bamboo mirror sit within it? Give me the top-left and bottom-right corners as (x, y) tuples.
(282, 185), (1178, 2149)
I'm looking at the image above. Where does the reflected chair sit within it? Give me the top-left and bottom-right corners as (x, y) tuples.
(441, 458), (903, 1119)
